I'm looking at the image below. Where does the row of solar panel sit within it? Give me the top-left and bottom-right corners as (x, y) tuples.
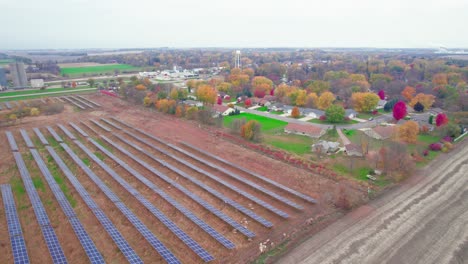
(1, 184), (31, 264)
(181, 142), (317, 204)
(121, 129), (289, 219)
(48, 128), (185, 263)
(105, 132), (262, 234)
(76, 95), (101, 107)
(0, 101), (20, 110)
(103, 120), (274, 228)
(85, 133), (242, 245)
(5, 133), (69, 264)
(67, 96), (94, 109)
(61, 97), (86, 110)
(65, 133), (217, 260)
(18, 128), (106, 264)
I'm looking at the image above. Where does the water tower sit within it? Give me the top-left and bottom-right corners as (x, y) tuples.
(235, 50), (241, 68)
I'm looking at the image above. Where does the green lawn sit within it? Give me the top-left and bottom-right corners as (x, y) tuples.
(0, 88), (96, 102)
(264, 133), (315, 155)
(357, 112), (379, 119)
(223, 113), (287, 132)
(309, 119), (359, 125)
(60, 64), (139, 76)
(417, 134), (440, 144)
(256, 106), (268, 111)
(270, 110), (284, 115)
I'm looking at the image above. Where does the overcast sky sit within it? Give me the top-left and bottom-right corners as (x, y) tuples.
(1, 0), (467, 50)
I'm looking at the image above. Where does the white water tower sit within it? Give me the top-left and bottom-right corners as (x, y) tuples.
(235, 50), (241, 68)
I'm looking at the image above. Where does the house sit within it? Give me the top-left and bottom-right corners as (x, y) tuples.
(212, 104), (235, 116)
(251, 97), (271, 107)
(311, 140), (340, 154)
(344, 143), (363, 157)
(363, 125), (395, 140)
(269, 103), (285, 112)
(182, 100), (203, 108)
(376, 99), (387, 109)
(301, 108), (324, 119)
(263, 95), (277, 102)
(283, 105), (294, 115)
(284, 123), (326, 138)
(345, 109), (358, 119)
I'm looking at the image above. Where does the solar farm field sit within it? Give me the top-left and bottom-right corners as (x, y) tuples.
(60, 64), (139, 76)
(0, 95), (366, 263)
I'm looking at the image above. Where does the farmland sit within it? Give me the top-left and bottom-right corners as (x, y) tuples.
(0, 95), (366, 263)
(0, 87), (96, 102)
(60, 64), (140, 76)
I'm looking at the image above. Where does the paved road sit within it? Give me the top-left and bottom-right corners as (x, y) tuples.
(237, 106), (393, 130)
(277, 141), (468, 264)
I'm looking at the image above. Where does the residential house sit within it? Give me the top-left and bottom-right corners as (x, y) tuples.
(284, 123), (326, 138)
(212, 104), (235, 116)
(363, 125), (395, 140)
(311, 140), (340, 154)
(376, 99), (387, 109)
(345, 109), (358, 119)
(301, 108), (324, 119)
(344, 143), (363, 157)
(251, 97), (271, 107)
(269, 103), (285, 112)
(182, 100), (203, 108)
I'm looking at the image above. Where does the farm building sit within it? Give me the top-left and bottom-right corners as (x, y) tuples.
(284, 123), (326, 138)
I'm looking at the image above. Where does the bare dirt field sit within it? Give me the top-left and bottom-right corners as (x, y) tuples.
(277, 139), (468, 264)
(0, 95), (368, 263)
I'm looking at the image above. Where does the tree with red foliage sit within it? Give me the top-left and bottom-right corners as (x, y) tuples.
(254, 89), (266, 98)
(378, 90), (385, 100)
(217, 96), (222, 105)
(72, 81), (77, 88)
(393, 101), (407, 121)
(435, 113), (448, 127)
(244, 98), (252, 107)
(270, 89), (275, 96)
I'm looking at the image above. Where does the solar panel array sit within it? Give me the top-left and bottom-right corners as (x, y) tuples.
(68, 96), (94, 108)
(46, 126), (63, 142)
(5, 101), (12, 109)
(55, 97), (65, 103)
(11, 150), (68, 264)
(20, 129), (35, 148)
(1, 184), (31, 264)
(0, 103), (3, 110)
(99, 134), (260, 235)
(59, 141), (187, 263)
(27, 146), (105, 264)
(13, 101), (20, 107)
(70, 138), (218, 260)
(33, 128), (49, 145)
(182, 142), (317, 204)
(57, 124), (76, 140)
(6, 131), (19, 151)
(87, 136), (246, 244)
(61, 97), (85, 110)
(69, 122), (89, 137)
(100, 118), (122, 130)
(121, 130), (289, 219)
(80, 121), (100, 135)
(90, 119), (111, 132)
(43, 145), (143, 264)
(77, 95), (101, 107)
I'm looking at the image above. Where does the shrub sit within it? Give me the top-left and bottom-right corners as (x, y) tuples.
(135, 84), (147, 91)
(372, 110), (378, 115)
(143, 96), (152, 107)
(186, 106), (198, 120)
(291, 106), (300, 118)
(319, 115), (327, 121)
(245, 98), (252, 107)
(30, 108), (40, 116)
(227, 103), (234, 108)
(428, 115), (434, 124)
(43, 103), (65, 115)
(241, 120), (262, 142)
(423, 150), (429, 156)
(443, 136), (452, 142)
(429, 143), (442, 151)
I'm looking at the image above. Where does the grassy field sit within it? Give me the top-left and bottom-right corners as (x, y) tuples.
(0, 87), (92, 97)
(60, 64), (139, 76)
(257, 106), (268, 111)
(223, 113), (288, 131)
(0, 88), (96, 102)
(264, 133), (315, 155)
(309, 119), (359, 125)
(0, 59), (12, 65)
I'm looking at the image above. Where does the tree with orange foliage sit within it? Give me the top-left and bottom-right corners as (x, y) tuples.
(71, 82), (77, 88)
(175, 105), (184, 117)
(351, 92), (380, 112)
(306, 93), (318, 108)
(241, 120), (261, 142)
(401, 86), (416, 101)
(143, 78), (152, 87)
(291, 106), (301, 118)
(397, 121), (419, 143)
(409, 93), (435, 110)
(317, 91), (336, 110)
(242, 68), (255, 79)
(196, 85), (217, 104)
(295, 90), (307, 106)
(252, 76), (274, 98)
(432, 73), (448, 86)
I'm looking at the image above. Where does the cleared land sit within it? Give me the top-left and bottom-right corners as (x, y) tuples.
(0, 88), (96, 102)
(0, 96), (367, 263)
(277, 141), (468, 264)
(60, 64), (139, 76)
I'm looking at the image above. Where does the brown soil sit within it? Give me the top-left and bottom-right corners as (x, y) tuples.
(0, 95), (367, 263)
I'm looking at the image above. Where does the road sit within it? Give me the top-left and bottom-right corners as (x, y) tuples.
(237, 106), (393, 130)
(277, 140), (468, 264)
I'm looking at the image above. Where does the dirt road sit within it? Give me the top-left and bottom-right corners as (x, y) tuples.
(277, 141), (468, 264)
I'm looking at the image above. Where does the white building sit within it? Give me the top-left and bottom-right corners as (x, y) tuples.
(30, 79), (45, 88)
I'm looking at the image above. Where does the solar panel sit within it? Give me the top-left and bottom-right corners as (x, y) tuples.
(26, 146), (105, 264)
(69, 96), (94, 108)
(76, 95), (101, 107)
(69, 122), (89, 138)
(5, 101), (12, 109)
(110, 117), (131, 127)
(44, 145), (143, 264)
(100, 118), (122, 130)
(1, 184), (31, 264)
(90, 120), (111, 132)
(55, 97), (65, 103)
(81, 138), (240, 246)
(95, 135), (256, 237)
(0, 103), (3, 110)
(60, 142), (185, 263)
(5, 131), (19, 151)
(120, 131), (289, 219)
(33, 128), (49, 145)
(20, 129), (35, 148)
(57, 124), (76, 140)
(80, 121), (100, 135)
(46, 126), (63, 142)
(62, 97), (86, 110)
(105, 133), (273, 228)
(11, 150), (68, 264)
